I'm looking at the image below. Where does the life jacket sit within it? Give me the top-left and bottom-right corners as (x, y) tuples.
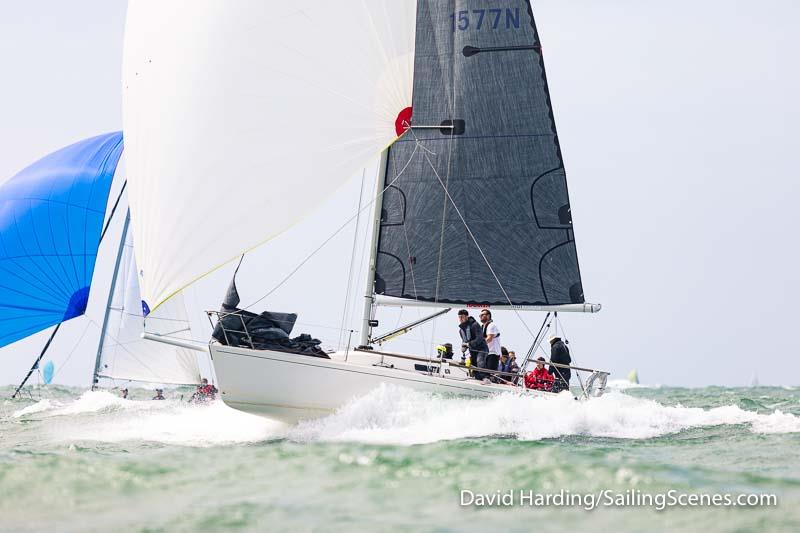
(525, 367), (554, 390)
(459, 318), (474, 343)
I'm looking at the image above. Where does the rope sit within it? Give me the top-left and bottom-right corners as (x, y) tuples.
(240, 142), (420, 312)
(553, 313), (587, 395)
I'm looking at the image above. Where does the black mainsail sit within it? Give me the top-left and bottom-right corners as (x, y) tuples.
(374, 0), (585, 308)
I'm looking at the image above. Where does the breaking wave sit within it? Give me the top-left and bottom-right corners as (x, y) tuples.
(11, 390), (282, 447)
(606, 379), (659, 391)
(8, 386), (800, 447)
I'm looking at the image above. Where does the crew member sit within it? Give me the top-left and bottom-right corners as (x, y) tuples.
(191, 378), (219, 402)
(457, 310), (489, 380)
(479, 309), (501, 381)
(525, 357), (554, 391)
(548, 335), (572, 393)
(436, 343), (454, 360)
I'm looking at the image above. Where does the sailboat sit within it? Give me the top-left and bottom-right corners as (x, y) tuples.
(92, 216), (206, 388)
(0, 132), (206, 397)
(1, 132), (123, 397)
(122, 0), (608, 422)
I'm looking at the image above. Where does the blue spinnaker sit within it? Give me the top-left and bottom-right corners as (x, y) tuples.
(43, 360), (54, 384)
(0, 132), (123, 349)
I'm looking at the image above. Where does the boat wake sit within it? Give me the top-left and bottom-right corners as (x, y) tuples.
(8, 386), (800, 447)
(289, 384), (800, 445)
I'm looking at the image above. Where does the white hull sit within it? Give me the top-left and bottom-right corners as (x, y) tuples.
(211, 344), (553, 423)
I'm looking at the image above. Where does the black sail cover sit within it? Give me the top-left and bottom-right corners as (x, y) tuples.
(374, 0), (585, 307)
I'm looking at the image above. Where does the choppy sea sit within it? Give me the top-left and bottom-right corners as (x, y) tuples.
(1, 382), (799, 532)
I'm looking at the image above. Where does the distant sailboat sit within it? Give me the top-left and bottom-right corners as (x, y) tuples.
(42, 361), (54, 385)
(1, 133), (123, 397)
(92, 217), (205, 388)
(1, 132), (207, 397)
(122, 0), (608, 422)
(628, 369), (640, 385)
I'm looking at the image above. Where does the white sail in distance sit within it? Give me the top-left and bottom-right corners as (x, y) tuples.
(97, 227), (201, 385)
(122, 0), (415, 311)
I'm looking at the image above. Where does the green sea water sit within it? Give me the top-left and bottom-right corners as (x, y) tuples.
(1, 383), (799, 532)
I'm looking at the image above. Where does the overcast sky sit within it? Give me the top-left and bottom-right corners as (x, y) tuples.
(1, 1), (798, 388)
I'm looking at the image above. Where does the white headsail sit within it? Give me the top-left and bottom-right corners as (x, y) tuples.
(96, 223), (201, 385)
(122, 1), (415, 311)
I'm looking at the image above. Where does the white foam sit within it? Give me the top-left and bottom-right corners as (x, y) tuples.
(289, 384), (800, 445)
(46, 391), (284, 447)
(749, 410), (800, 434)
(12, 398), (60, 418)
(20, 387), (800, 448)
(53, 390), (146, 415)
(606, 379), (660, 390)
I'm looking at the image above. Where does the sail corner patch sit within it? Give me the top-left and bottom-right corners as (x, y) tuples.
(395, 107), (413, 136)
(63, 286), (91, 321)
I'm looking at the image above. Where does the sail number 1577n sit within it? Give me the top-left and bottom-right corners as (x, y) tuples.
(450, 8), (521, 32)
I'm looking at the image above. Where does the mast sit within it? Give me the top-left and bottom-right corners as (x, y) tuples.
(11, 323), (61, 399)
(92, 209), (130, 390)
(359, 148), (390, 348)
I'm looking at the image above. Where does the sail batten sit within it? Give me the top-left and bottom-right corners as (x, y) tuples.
(374, 0), (586, 308)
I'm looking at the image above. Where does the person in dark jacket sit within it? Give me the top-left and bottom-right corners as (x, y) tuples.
(547, 335), (572, 392)
(496, 348), (519, 384)
(507, 350), (521, 384)
(458, 309), (489, 381)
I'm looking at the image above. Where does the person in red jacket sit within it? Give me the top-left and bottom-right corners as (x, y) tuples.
(191, 378), (219, 402)
(525, 357), (554, 391)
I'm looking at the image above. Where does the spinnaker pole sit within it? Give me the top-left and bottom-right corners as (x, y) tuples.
(11, 322), (61, 399)
(92, 210), (131, 390)
(359, 149), (390, 348)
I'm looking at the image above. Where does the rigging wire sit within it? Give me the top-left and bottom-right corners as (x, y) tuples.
(99, 180), (128, 243)
(49, 319), (95, 382)
(338, 169), (367, 350)
(348, 172), (376, 338)
(388, 143), (431, 353)
(239, 142), (421, 312)
(404, 127), (538, 342)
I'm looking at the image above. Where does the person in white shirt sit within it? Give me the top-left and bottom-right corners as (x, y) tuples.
(479, 309), (501, 381)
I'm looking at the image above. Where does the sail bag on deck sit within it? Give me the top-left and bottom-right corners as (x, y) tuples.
(211, 278), (328, 358)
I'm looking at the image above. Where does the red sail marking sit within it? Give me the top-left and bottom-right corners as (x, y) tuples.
(395, 106), (413, 136)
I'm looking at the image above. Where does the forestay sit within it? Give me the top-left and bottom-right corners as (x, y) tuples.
(374, 0), (586, 307)
(0, 132), (123, 348)
(122, 0), (416, 312)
